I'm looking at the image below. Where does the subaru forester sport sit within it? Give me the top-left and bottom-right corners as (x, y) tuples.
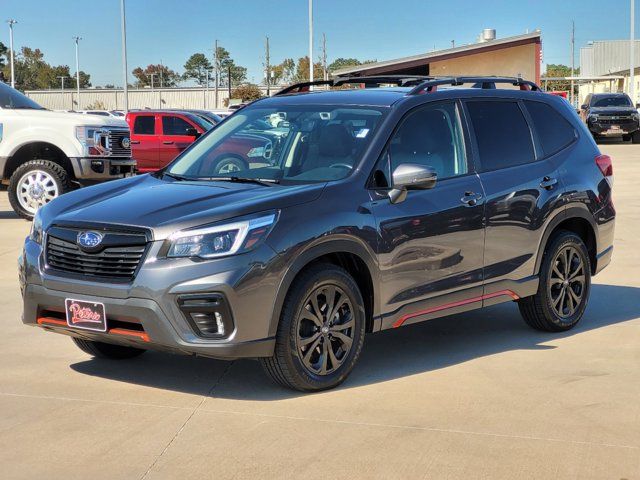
(20, 76), (615, 391)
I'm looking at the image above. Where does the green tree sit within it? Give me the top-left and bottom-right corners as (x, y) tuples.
(271, 58), (295, 85)
(0, 41), (7, 69)
(544, 64), (579, 92)
(293, 56), (324, 83)
(214, 46), (247, 87)
(183, 53), (212, 85)
(226, 83), (263, 105)
(132, 64), (180, 87)
(328, 57), (377, 74)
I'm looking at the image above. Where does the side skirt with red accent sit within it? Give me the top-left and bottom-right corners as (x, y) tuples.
(392, 290), (519, 328)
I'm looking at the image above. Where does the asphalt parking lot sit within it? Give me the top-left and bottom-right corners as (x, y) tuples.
(0, 143), (638, 480)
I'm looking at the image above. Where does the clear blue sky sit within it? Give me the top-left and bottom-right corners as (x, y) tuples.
(2, 0), (638, 86)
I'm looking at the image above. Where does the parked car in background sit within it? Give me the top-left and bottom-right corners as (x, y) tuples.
(78, 110), (125, 118)
(0, 82), (134, 219)
(125, 110), (214, 172)
(21, 76), (615, 391)
(579, 92), (640, 142)
(126, 109), (275, 173)
(173, 109), (223, 125)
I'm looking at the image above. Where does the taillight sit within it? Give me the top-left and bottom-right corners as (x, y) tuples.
(595, 154), (613, 177)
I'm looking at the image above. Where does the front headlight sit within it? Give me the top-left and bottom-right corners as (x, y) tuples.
(29, 209), (43, 245)
(588, 114), (599, 122)
(166, 213), (278, 259)
(75, 126), (107, 156)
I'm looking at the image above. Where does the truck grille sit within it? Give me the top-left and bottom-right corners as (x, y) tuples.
(598, 116), (634, 125)
(45, 226), (148, 282)
(107, 129), (132, 157)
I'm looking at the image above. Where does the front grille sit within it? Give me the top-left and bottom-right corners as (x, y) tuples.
(107, 129), (132, 157)
(597, 116), (635, 125)
(45, 226), (147, 282)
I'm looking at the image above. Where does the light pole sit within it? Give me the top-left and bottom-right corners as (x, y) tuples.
(73, 36), (82, 110)
(7, 19), (17, 88)
(308, 0), (313, 84)
(120, 0), (129, 112)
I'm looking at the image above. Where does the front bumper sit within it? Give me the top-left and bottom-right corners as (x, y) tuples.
(19, 237), (280, 360)
(588, 120), (640, 136)
(69, 157), (136, 184)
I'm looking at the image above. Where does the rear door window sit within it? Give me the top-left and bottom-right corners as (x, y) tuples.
(466, 101), (535, 171)
(162, 115), (193, 136)
(133, 115), (155, 135)
(524, 101), (576, 156)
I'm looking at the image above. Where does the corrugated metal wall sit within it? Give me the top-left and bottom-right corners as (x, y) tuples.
(22, 87), (273, 111)
(580, 40), (640, 77)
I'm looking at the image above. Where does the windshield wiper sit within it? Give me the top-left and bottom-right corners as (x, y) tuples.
(203, 176), (280, 186)
(163, 171), (192, 181)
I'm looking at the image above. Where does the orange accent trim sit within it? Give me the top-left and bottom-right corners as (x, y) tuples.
(36, 317), (150, 343)
(109, 328), (150, 342)
(392, 290), (519, 328)
(37, 317), (67, 327)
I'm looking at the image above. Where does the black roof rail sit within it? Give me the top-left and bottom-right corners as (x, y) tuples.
(408, 76), (541, 95)
(274, 75), (434, 96)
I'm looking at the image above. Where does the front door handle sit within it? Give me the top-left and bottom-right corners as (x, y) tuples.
(461, 191), (483, 207)
(162, 140), (174, 145)
(130, 140), (140, 144)
(540, 176), (558, 190)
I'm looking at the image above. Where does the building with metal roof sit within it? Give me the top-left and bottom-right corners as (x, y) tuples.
(333, 30), (542, 84)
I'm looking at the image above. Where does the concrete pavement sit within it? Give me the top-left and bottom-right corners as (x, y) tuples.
(0, 143), (638, 479)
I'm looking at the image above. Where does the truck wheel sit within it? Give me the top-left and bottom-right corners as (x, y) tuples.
(632, 130), (640, 144)
(213, 156), (246, 175)
(8, 160), (69, 220)
(72, 338), (146, 359)
(518, 231), (591, 332)
(261, 263), (366, 391)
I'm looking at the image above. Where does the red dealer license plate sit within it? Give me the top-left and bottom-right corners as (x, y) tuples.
(65, 299), (107, 332)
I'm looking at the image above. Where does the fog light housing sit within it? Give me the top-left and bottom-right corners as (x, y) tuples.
(90, 160), (105, 173)
(177, 293), (234, 338)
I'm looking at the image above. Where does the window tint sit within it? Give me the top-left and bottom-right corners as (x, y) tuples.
(525, 101), (576, 156)
(386, 101), (467, 182)
(466, 101), (535, 171)
(133, 115), (155, 135)
(163, 116), (193, 136)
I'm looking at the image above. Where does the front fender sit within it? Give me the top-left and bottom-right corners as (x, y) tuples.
(267, 235), (381, 337)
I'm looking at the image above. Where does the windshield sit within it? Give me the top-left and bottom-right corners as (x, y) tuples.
(187, 113), (214, 130)
(166, 104), (386, 184)
(592, 96), (632, 108)
(0, 82), (45, 110)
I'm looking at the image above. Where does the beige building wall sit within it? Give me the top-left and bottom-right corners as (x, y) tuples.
(430, 44), (537, 83)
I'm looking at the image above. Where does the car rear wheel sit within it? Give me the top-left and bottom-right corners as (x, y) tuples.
(8, 160), (69, 220)
(72, 338), (146, 359)
(261, 263), (366, 391)
(518, 231), (591, 332)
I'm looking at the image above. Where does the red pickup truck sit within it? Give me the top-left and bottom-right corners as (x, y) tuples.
(126, 110), (273, 174)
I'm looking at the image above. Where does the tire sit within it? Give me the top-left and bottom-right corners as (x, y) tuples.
(632, 130), (640, 144)
(518, 231), (591, 332)
(72, 337), (146, 360)
(623, 134), (631, 142)
(261, 263), (366, 392)
(8, 159), (69, 220)
(212, 156), (246, 175)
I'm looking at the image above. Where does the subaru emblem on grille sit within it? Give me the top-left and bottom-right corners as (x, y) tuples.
(77, 231), (104, 249)
(121, 137), (131, 149)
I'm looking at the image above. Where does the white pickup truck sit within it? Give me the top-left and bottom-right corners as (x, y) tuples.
(0, 82), (135, 219)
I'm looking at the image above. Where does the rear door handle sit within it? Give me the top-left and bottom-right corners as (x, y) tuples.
(162, 141), (174, 145)
(540, 176), (558, 190)
(461, 191), (483, 207)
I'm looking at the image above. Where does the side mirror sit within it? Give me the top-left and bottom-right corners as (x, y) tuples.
(636, 103), (640, 109)
(389, 163), (437, 204)
(185, 127), (200, 138)
(580, 104), (588, 110)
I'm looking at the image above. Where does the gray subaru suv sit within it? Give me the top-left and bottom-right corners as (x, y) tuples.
(19, 76), (615, 391)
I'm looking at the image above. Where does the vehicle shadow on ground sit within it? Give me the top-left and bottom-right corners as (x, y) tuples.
(70, 283), (640, 400)
(0, 209), (19, 220)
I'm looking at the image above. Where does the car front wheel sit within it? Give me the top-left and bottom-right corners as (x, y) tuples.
(8, 160), (69, 220)
(261, 263), (366, 391)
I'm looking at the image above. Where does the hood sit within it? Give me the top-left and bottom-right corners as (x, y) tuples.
(589, 106), (638, 115)
(40, 174), (325, 239)
(12, 109), (128, 128)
